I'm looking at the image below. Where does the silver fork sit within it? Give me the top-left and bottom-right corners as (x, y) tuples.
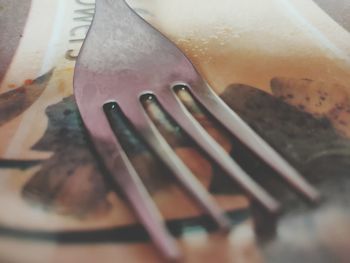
(74, 0), (320, 260)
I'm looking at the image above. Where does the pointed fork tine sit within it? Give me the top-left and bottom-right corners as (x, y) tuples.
(189, 83), (321, 203)
(155, 91), (280, 214)
(80, 108), (181, 261)
(120, 100), (232, 231)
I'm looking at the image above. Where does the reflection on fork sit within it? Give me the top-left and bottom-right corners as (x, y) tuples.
(74, 0), (320, 260)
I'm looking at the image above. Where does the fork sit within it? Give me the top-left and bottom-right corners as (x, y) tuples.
(74, 0), (320, 260)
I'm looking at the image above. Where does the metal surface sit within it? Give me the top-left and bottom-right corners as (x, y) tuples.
(0, 0), (31, 82)
(74, 0), (320, 259)
(313, 0), (350, 32)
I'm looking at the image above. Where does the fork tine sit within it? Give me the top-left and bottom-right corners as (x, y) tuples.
(154, 90), (281, 214)
(187, 82), (321, 203)
(80, 108), (181, 260)
(119, 99), (232, 231)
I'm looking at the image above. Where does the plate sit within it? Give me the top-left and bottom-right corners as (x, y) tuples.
(1, 0), (350, 262)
